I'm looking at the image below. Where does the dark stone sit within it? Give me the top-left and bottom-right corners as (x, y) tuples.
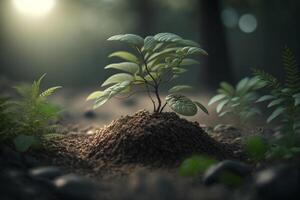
(253, 165), (300, 200)
(203, 160), (251, 186)
(84, 110), (96, 119)
(30, 166), (63, 180)
(53, 174), (100, 200)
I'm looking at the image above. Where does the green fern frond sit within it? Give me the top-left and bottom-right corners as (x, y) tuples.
(253, 68), (281, 90)
(282, 47), (300, 92)
(40, 86), (62, 97)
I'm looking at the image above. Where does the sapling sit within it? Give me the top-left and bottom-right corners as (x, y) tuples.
(87, 33), (209, 116)
(209, 76), (265, 125)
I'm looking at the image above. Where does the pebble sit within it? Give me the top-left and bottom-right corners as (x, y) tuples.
(30, 166), (63, 180)
(84, 110), (96, 119)
(53, 174), (100, 200)
(253, 165), (300, 200)
(203, 160), (251, 186)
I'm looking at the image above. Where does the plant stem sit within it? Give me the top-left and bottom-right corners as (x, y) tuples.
(138, 48), (163, 113)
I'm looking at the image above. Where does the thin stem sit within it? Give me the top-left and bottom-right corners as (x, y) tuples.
(159, 102), (167, 113)
(137, 48), (162, 113)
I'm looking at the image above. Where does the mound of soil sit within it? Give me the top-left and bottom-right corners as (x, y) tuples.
(85, 110), (235, 166)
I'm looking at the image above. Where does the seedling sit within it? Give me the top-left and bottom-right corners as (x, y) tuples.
(9, 74), (62, 152)
(209, 77), (265, 124)
(87, 33), (209, 116)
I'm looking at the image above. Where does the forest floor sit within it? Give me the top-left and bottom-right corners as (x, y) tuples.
(1, 86), (299, 200)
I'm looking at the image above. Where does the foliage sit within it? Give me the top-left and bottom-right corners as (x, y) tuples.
(0, 74), (62, 152)
(254, 47), (300, 149)
(209, 77), (265, 124)
(243, 135), (268, 162)
(179, 155), (217, 177)
(87, 33), (208, 116)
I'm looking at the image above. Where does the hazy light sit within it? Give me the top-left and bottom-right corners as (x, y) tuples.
(238, 14), (257, 33)
(12, 0), (56, 17)
(221, 7), (238, 28)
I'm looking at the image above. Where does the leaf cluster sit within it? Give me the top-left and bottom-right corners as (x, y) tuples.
(254, 47), (300, 147)
(88, 33), (209, 116)
(0, 74), (62, 152)
(209, 77), (265, 124)
(244, 47), (300, 161)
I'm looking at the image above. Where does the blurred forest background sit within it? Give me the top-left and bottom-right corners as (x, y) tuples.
(0, 0), (299, 90)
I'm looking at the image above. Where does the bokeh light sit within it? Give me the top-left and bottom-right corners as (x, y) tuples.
(12, 0), (56, 17)
(221, 7), (238, 29)
(238, 14), (258, 33)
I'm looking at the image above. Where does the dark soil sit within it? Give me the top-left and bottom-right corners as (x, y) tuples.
(84, 110), (236, 167)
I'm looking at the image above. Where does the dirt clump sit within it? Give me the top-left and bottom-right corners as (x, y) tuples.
(84, 110), (235, 166)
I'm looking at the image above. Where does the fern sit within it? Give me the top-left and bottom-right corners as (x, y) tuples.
(254, 47), (300, 152)
(5, 74), (63, 152)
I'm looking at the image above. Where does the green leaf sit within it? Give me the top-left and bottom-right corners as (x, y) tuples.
(177, 46), (208, 56)
(86, 91), (105, 101)
(267, 107), (285, 123)
(208, 94), (226, 105)
(194, 101), (209, 115)
(101, 73), (134, 87)
(154, 32), (182, 43)
(13, 134), (38, 152)
(220, 82), (235, 95)
(256, 95), (275, 103)
(267, 98), (285, 108)
(173, 67), (187, 74)
(216, 99), (229, 113)
(236, 77), (249, 92)
(108, 51), (139, 63)
(108, 34), (144, 47)
(166, 94), (198, 116)
(180, 58), (200, 66)
(143, 36), (157, 51)
(177, 39), (200, 47)
(168, 85), (193, 93)
(105, 62), (139, 74)
(40, 86), (62, 97)
(94, 81), (131, 109)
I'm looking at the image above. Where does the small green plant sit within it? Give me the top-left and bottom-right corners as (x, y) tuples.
(254, 47), (300, 149)
(208, 77), (265, 124)
(9, 74), (62, 152)
(87, 33), (209, 116)
(179, 155), (217, 177)
(243, 135), (268, 162)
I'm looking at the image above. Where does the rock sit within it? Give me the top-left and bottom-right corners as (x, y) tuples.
(30, 166), (63, 181)
(53, 174), (100, 200)
(203, 160), (251, 187)
(253, 165), (300, 200)
(84, 110), (96, 119)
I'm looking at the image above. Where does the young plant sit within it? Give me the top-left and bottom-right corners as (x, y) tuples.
(254, 47), (300, 159)
(208, 77), (265, 124)
(87, 33), (209, 116)
(254, 47), (300, 152)
(10, 74), (62, 152)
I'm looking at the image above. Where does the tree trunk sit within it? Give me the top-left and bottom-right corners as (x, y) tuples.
(199, 0), (234, 88)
